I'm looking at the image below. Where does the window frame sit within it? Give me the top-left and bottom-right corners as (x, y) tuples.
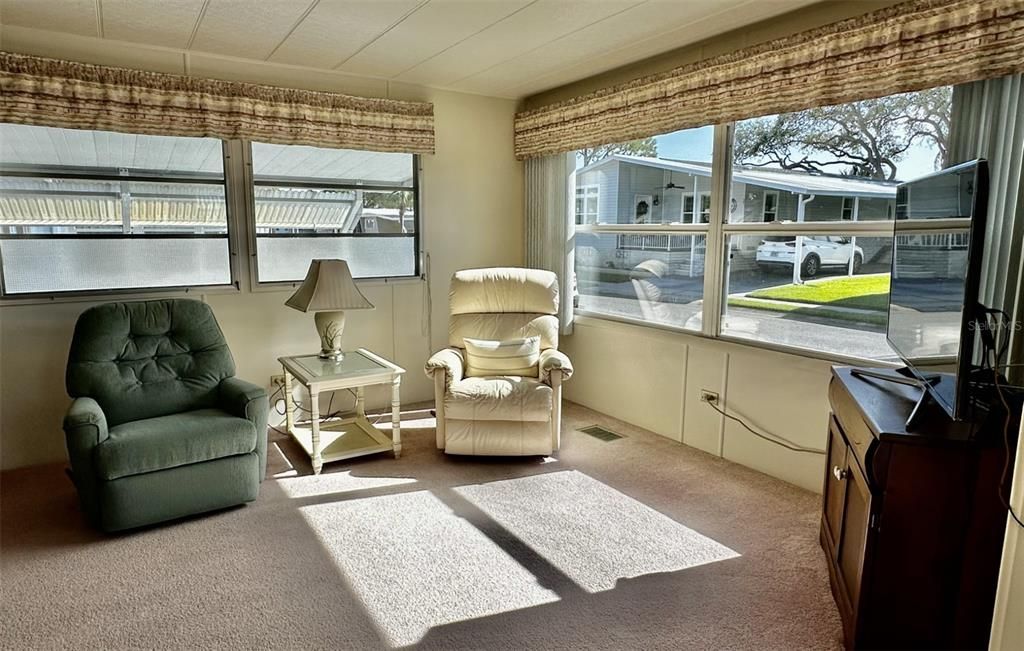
(681, 194), (696, 223)
(575, 184), (600, 225)
(762, 190), (779, 222)
(0, 134), (426, 305)
(841, 196), (855, 220)
(699, 191), (713, 223)
(244, 142), (422, 289)
(573, 87), (962, 365)
(0, 137), (242, 303)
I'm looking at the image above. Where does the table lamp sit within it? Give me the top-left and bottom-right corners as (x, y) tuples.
(285, 259), (373, 361)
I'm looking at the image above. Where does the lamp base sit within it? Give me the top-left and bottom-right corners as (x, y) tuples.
(314, 310), (346, 361)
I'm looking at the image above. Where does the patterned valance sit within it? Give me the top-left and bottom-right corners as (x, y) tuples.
(514, 0), (1024, 159)
(0, 52), (434, 154)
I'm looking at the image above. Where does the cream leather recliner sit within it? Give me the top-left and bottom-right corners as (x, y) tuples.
(425, 267), (573, 456)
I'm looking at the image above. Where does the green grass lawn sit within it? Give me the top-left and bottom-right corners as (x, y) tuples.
(743, 273), (891, 311)
(727, 296), (889, 326)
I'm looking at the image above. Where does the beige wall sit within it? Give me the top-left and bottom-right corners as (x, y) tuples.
(0, 27), (523, 470)
(562, 317), (833, 492)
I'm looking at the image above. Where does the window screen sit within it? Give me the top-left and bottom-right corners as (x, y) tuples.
(0, 123), (231, 296)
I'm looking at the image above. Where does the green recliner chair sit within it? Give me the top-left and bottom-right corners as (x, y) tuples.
(63, 299), (269, 532)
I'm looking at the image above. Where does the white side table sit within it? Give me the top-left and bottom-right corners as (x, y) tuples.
(278, 349), (406, 475)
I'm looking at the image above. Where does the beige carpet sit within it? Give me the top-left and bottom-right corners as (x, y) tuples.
(0, 402), (842, 650)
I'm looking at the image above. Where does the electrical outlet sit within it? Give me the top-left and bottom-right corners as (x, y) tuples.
(700, 390), (720, 405)
(270, 374), (285, 388)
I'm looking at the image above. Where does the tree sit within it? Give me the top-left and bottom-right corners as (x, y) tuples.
(361, 190), (414, 231)
(579, 137), (658, 166)
(362, 190), (413, 212)
(734, 88), (952, 180)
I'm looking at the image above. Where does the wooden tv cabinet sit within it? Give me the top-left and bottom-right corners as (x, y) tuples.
(822, 367), (1018, 650)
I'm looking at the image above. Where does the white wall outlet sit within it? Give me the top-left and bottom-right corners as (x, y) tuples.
(700, 390), (720, 404)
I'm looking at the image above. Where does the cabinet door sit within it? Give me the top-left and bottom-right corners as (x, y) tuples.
(837, 457), (872, 614)
(822, 417), (848, 552)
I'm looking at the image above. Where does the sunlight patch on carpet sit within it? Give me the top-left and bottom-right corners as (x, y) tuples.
(300, 491), (558, 647)
(365, 409), (436, 431)
(275, 470), (416, 497)
(455, 470), (740, 593)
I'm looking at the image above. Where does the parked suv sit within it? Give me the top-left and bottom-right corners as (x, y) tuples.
(755, 235), (863, 277)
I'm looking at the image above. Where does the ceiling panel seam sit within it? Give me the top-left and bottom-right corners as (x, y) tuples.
(331, 0), (433, 70)
(185, 0), (211, 51)
(390, 0), (541, 79)
(94, 0), (104, 39)
(264, 0), (322, 61)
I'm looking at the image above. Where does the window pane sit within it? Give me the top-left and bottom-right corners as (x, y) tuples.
(575, 128), (713, 225)
(0, 123), (223, 175)
(251, 142), (413, 187)
(0, 123), (230, 296)
(721, 234), (896, 360)
(255, 236), (415, 282)
(730, 87), (952, 223)
(0, 237), (230, 294)
(251, 142), (417, 282)
(576, 232), (705, 330)
(573, 126), (712, 332)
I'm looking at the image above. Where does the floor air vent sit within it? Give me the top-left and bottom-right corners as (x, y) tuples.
(578, 425), (624, 442)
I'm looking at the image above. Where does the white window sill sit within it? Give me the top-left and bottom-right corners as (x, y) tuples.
(571, 309), (902, 368)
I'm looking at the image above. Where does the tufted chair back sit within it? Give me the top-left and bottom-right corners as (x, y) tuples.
(448, 267), (560, 350)
(66, 299), (236, 427)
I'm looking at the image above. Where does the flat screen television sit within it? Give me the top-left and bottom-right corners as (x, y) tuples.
(885, 159), (989, 421)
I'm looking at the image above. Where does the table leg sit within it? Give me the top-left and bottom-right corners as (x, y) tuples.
(310, 389), (323, 475)
(283, 370), (295, 434)
(355, 386), (365, 418)
(392, 377), (402, 458)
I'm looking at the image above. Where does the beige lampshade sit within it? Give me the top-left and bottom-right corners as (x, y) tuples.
(285, 259), (374, 313)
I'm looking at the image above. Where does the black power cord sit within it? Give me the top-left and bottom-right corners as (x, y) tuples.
(704, 399), (827, 455)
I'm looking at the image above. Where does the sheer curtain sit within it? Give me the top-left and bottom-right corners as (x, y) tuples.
(950, 74), (1024, 378)
(525, 153), (575, 335)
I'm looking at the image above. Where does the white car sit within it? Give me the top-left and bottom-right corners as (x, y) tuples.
(755, 236), (864, 277)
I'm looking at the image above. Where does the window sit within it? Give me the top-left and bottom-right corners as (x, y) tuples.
(574, 126), (713, 332)
(699, 192), (712, 223)
(841, 197), (855, 220)
(573, 84), (957, 361)
(575, 185), (599, 224)
(682, 195), (695, 222)
(763, 191), (779, 222)
(249, 142), (419, 283)
(722, 85), (953, 359)
(0, 123), (231, 296)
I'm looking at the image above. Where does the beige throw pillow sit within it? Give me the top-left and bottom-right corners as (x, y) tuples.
(463, 336), (540, 378)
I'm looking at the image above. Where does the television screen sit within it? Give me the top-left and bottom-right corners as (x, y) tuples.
(886, 160), (988, 420)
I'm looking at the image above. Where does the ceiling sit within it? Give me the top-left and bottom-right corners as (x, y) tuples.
(0, 0), (819, 99)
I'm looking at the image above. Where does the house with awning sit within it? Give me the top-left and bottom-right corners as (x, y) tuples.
(575, 154), (899, 275)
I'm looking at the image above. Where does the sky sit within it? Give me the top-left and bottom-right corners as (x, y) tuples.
(652, 124), (942, 182)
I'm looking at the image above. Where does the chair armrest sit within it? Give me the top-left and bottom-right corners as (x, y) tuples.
(219, 377), (268, 417)
(64, 397), (109, 449)
(63, 397), (109, 526)
(424, 348), (465, 391)
(219, 377), (270, 480)
(539, 349), (573, 383)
